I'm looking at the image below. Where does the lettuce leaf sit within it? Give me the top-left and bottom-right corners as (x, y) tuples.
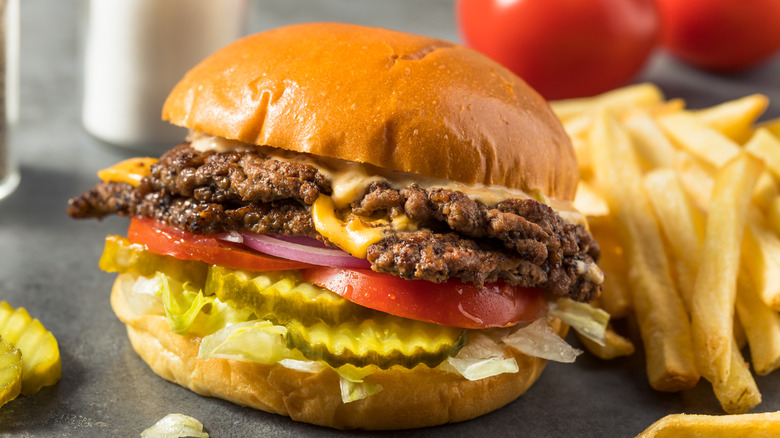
(443, 332), (518, 381)
(140, 413), (209, 438)
(547, 298), (610, 347)
(117, 274), (165, 316)
(157, 273), (253, 336)
(278, 359), (327, 374)
(336, 369), (383, 403)
(197, 320), (303, 364)
(501, 319), (582, 363)
(446, 356), (519, 381)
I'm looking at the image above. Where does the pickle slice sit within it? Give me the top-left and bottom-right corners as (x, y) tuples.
(0, 302), (61, 395)
(0, 336), (22, 407)
(286, 319), (467, 370)
(207, 266), (372, 326)
(100, 235), (208, 287)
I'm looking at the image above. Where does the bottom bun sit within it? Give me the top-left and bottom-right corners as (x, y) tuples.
(111, 276), (564, 430)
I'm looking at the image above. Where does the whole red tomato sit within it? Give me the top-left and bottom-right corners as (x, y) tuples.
(456, 0), (659, 100)
(656, 0), (780, 72)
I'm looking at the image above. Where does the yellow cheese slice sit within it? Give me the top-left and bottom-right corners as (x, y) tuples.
(97, 157), (158, 187)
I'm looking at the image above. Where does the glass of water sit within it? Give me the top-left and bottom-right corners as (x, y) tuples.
(0, 0), (18, 201)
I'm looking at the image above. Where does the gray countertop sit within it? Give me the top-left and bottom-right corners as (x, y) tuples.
(2, 1), (780, 436)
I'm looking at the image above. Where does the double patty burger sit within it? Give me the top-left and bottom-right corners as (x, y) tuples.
(68, 23), (605, 429)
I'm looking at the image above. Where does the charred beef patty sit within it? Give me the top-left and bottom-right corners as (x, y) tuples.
(68, 143), (602, 302)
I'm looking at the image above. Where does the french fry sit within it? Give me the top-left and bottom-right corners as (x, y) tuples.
(745, 128), (780, 181)
(742, 209), (780, 310)
(623, 110), (677, 170)
(550, 83), (664, 122)
(674, 151), (715, 212)
(589, 111), (698, 392)
(769, 197), (780, 238)
(574, 181), (610, 218)
(690, 153), (763, 386)
(733, 315), (747, 351)
(643, 169), (705, 309)
(576, 325), (635, 360)
(649, 98), (686, 116)
(693, 94), (769, 144)
(736, 274), (780, 375)
(711, 337), (761, 414)
(589, 216), (632, 318)
(757, 116), (780, 140)
(751, 171), (779, 213)
(570, 133), (594, 180)
(637, 411), (780, 437)
(658, 111), (741, 168)
(561, 112), (594, 139)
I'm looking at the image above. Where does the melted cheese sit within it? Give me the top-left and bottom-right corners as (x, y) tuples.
(311, 195), (386, 258)
(98, 157), (158, 187)
(390, 213), (418, 232)
(99, 134), (589, 259)
(187, 131), (587, 227)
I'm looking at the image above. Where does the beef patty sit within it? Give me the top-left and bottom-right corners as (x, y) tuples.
(68, 143), (603, 302)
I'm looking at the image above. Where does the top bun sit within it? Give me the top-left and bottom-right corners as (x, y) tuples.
(162, 22), (578, 201)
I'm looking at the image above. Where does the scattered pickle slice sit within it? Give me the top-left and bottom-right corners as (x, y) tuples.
(0, 335), (22, 407)
(286, 318), (467, 370)
(0, 302), (61, 395)
(207, 266), (373, 326)
(100, 235), (208, 287)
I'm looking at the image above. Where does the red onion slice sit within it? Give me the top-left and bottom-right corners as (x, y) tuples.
(217, 232), (371, 269)
(271, 234), (330, 248)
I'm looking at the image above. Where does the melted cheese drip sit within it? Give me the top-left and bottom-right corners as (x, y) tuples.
(311, 195), (386, 258)
(98, 157), (158, 187)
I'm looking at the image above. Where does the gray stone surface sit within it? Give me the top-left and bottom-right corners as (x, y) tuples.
(1, 0), (779, 436)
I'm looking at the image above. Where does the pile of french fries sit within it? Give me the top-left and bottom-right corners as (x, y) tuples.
(551, 84), (780, 415)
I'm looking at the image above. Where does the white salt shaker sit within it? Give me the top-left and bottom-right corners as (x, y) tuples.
(82, 0), (247, 152)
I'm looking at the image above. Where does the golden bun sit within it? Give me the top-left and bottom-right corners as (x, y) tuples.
(111, 277), (564, 430)
(162, 22), (578, 201)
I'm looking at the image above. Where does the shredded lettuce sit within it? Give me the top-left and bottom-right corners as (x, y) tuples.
(278, 359), (327, 374)
(501, 319), (583, 363)
(547, 298), (610, 347)
(119, 274), (165, 316)
(446, 356), (519, 381)
(140, 413), (208, 438)
(198, 321), (303, 364)
(444, 332), (518, 381)
(160, 274), (211, 335)
(337, 370), (383, 403)
(157, 273), (253, 336)
(200, 322), (381, 404)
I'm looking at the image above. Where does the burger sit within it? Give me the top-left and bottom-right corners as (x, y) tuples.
(67, 23), (605, 430)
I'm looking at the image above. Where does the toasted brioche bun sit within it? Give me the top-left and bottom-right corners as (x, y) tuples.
(162, 22), (578, 201)
(111, 276), (566, 430)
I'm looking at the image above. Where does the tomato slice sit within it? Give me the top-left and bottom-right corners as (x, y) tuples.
(301, 267), (547, 329)
(127, 217), (314, 272)
(126, 218), (547, 328)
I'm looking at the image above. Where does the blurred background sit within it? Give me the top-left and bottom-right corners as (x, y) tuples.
(1, 0), (779, 436)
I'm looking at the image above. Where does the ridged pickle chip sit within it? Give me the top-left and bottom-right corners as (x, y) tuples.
(0, 302), (61, 395)
(0, 335), (22, 407)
